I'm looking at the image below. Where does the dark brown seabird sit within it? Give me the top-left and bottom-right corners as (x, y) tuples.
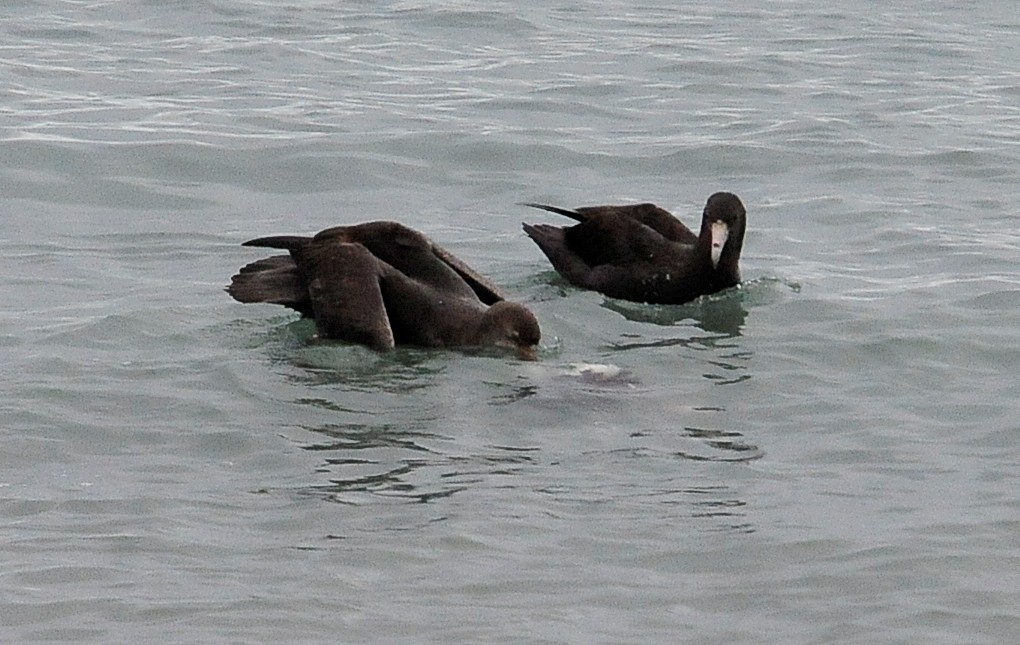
(228, 221), (541, 359)
(522, 192), (746, 305)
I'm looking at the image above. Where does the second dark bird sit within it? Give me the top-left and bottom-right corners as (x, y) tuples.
(522, 192), (747, 305)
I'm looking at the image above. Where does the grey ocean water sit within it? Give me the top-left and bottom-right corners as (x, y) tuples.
(3, 1), (1019, 642)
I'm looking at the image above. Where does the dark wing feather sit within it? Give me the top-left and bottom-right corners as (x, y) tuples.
(519, 202), (586, 222)
(523, 202), (697, 244)
(302, 243), (396, 350)
(574, 203), (697, 244)
(242, 235), (313, 252)
(562, 214), (688, 268)
(314, 221), (502, 305)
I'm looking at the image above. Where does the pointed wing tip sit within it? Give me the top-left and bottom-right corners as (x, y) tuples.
(518, 202), (586, 223)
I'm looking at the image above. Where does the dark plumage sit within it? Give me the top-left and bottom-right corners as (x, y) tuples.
(228, 221), (541, 359)
(522, 192), (746, 304)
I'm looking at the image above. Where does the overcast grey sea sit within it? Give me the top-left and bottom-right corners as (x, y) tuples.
(3, 1), (1020, 643)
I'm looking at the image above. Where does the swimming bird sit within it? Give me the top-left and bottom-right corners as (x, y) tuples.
(522, 192), (746, 304)
(228, 221), (541, 359)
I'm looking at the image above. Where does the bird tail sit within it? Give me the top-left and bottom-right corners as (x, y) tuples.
(226, 254), (311, 315)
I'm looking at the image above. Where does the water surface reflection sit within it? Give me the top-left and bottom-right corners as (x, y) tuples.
(602, 288), (748, 336)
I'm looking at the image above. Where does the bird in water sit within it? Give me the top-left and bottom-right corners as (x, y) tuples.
(522, 192), (746, 305)
(228, 221), (541, 360)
